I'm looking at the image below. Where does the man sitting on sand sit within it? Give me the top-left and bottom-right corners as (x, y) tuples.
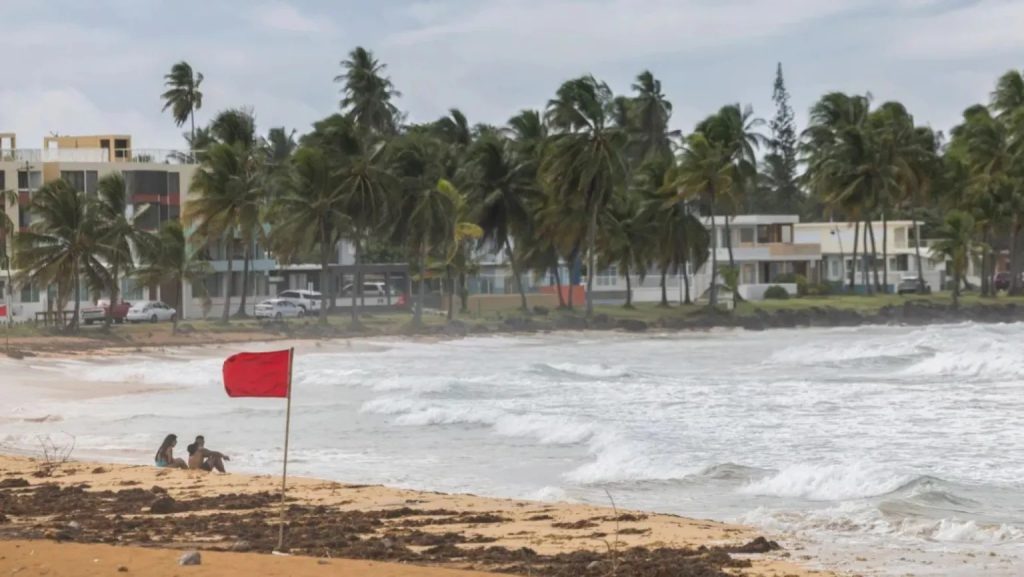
(154, 434), (188, 469)
(186, 435), (230, 473)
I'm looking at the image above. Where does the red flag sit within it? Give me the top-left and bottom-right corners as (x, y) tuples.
(223, 350), (292, 398)
(0, 304), (7, 317)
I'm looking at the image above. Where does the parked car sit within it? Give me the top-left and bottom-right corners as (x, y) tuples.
(81, 300), (132, 325)
(125, 301), (177, 323)
(897, 277), (930, 295)
(276, 289), (322, 312)
(340, 282), (401, 307)
(254, 298), (304, 320)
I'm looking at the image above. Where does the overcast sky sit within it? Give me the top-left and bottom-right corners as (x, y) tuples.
(1, 0), (1021, 150)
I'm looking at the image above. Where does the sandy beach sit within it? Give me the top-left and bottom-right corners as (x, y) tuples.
(0, 454), (830, 577)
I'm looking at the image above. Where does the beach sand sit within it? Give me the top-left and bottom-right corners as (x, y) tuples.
(0, 455), (833, 577)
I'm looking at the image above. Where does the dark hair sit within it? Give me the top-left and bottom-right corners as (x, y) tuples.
(187, 435), (205, 456)
(155, 434), (177, 461)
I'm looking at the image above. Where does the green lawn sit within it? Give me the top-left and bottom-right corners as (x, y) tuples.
(5, 291), (1023, 347)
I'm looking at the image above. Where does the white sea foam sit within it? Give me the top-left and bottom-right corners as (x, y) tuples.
(740, 462), (915, 501)
(540, 362), (631, 378)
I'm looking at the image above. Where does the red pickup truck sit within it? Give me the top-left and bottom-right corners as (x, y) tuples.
(81, 301), (132, 325)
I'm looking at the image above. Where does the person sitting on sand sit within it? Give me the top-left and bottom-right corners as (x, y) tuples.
(186, 435), (229, 473)
(154, 434), (188, 469)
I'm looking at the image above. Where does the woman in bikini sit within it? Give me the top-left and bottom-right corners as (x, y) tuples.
(154, 434), (188, 469)
(186, 435), (229, 473)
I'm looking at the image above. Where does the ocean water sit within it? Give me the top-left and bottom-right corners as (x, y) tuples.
(2, 324), (1023, 575)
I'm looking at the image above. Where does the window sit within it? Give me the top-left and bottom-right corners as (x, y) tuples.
(596, 265), (618, 287)
(0, 170), (5, 191)
(60, 171), (99, 195)
(20, 283), (40, 303)
(757, 225), (770, 244)
(201, 274), (223, 298)
(740, 227), (755, 244)
(891, 254), (909, 272)
(18, 207), (30, 228)
(17, 170), (41, 190)
(830, 259), (840, 279)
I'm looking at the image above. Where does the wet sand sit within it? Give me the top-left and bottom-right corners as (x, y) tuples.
(0, 455), (833, 577)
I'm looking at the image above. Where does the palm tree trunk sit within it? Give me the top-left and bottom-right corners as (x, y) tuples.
(190, 107), (196, 159)
(71, 258), (81, 332)
(319, 226), (330, 326)
(236, 245), (251, 317)
(882, 212), (889, 293)
(623, 263), (633, 308)
(585, 202), (598, 319)
(850, 220), (860, 292)
(222, 235), (234, 324)
(708, 188), (719, 307)
(567, 246), (578, 310)
(724, 215), (736, 269)
(914, 219), (926, 293)
(981, 228), (991, 297)
(862, 218), (872, 295)
(1010, 217), (1022, 296)
(505, 238), (528, 312)
(351, 236), (361, 325)
(553, 265), (566, 308)
(446, 266), (454, 321)
(106, 262), (119, 328)
(659, 269), (668, 307)
(867, 218), (881, 293)
(173, 271), (182, 334)
(683, 261), (692, 305)
(414, 242), (426, 327)
(459, 270), (468, 313)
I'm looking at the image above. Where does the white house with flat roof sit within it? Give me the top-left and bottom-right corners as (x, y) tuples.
(689, 215), (822, 301)
(793, 220), (945, 293)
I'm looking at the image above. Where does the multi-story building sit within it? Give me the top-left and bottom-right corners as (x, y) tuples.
(0, 133), (208, 321)
(793, 220), (947, 293)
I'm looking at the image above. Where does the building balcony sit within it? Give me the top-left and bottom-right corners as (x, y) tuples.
(0, 148), (194, 165)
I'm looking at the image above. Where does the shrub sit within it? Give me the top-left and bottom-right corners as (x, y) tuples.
(763, 285), (790, 300)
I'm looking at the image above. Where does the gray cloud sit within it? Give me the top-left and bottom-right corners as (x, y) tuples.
(0, 0), (1019, 151)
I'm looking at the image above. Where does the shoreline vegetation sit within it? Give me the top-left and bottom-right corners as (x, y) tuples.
(0, 454), (829, 577)
(3, 294), (1024, 357)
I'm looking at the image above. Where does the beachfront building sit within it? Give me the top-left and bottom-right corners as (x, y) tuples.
(585, 215), (822, 304)
(0, 133), (208, 322)
(690, 215), (822, 301)
(793, 221), (946, 293)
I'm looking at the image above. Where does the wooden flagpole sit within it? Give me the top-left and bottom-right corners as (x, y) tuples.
(276, 347), (294, 552)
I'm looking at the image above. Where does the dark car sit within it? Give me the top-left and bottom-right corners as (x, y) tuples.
(897, 277), (929, 295)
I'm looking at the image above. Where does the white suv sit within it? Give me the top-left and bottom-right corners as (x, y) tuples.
(277, 289), (323, 312)
(341, 282), (397, 307)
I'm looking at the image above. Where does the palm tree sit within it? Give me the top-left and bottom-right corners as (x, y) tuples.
(803, 92), (892, 294)
(464, 133), (536, 311)
(94, 173), (149, 326)
(16, 180), (109, 332)
(271, 146), (350, 325)
(696, 104), (767, 291)
(671, 132), (732, 306)
(406, 179), (460, 326)
(336, 134), (396, 325)
(637, 158), (709, 306)
(161, 61), (204, 151)
(990, 70), (1024, 295)
(135, 220), (212, 333)
(335, 47), (402, 135)
(186, 142), (260, 323)
(630, 71), (675, 163)
(1, 188), (16, 335)
(931, 210), (982, 308)
(948, 105), (1018, 295)
(598, 195), (652, 308)
(542, 76), (628, 318)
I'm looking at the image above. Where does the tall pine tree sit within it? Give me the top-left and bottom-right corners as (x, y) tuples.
(759, 63), (803, 215)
